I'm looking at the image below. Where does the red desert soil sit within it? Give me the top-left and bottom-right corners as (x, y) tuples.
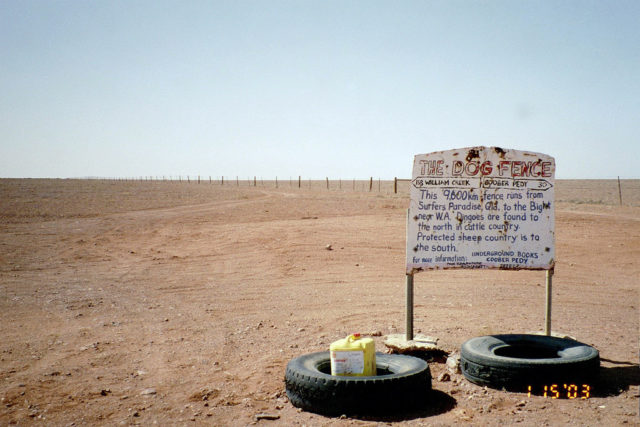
(1, 178), (638, 426)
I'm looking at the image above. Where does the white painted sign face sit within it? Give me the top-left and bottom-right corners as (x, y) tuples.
(406, 147), (555, 273)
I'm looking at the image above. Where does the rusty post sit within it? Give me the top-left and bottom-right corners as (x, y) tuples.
(222, 176), (224, 185)
(298, 176), (301, 188)
(369, 177), (373, 192)
(406, 273), (414, 341)
(326, 177), (329, 190)
(405, 208), (414, 341)
(394, 177), (398, 194)
(618, 176), (622, 205)
(545, 269), (553, 336)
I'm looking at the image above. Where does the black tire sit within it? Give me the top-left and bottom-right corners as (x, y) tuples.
(285, 351), (432, 416)
(461, 334), (599, 390)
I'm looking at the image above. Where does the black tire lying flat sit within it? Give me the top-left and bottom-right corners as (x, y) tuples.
(285, 352), (432, 416)
(461, 334), (599, 390)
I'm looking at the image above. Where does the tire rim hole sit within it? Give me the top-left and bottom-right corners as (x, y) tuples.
(317, 361), (394, 376)
(493, 344), (560, 359)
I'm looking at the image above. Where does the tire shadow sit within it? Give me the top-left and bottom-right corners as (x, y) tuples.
(592, 359), (640, 398)
(351, 390), (457, 422)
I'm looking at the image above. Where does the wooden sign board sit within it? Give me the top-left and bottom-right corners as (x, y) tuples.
(406, 147), (555, 273)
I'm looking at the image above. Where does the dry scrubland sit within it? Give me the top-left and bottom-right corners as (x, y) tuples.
(0, 178), (638, 426)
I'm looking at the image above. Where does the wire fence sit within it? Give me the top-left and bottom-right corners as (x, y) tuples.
(98, 176), (639, 205)
(104, 176), (413, 194)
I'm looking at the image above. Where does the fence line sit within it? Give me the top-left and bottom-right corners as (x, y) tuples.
(99, 176), (416, 194)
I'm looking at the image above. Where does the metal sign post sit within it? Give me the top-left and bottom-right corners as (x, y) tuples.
(406, 272), (414, 341)
(545, 268), (554, 336)
(405, 208), (414, 341)
(404, 147), (556, 340)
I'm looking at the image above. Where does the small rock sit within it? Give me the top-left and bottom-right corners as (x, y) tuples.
(325, 244), (333, 251)
(483, 402), (496, 413)
(516, 400), (526, 407)
(438, 372), (451, 382)
(140, 388), (157, 396)
(456, 408), (472, 421)
(446, 353), (461, 374)
(255, 413), (280, 421)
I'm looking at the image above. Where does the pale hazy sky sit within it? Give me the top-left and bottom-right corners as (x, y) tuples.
(1, 1), (638, 179)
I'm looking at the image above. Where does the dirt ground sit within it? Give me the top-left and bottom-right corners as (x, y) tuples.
(1, 178), (638, 426)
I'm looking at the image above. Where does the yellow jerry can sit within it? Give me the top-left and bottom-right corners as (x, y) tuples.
(329, 333), (376, 376)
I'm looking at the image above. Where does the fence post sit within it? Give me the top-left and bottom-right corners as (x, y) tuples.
(618, 176), (623, 205)
(394, 177), (398, 194)
(326, 177), (329, 190)
(298, 176), (301, 188)
(276, 176), (278, 188)
(369, 177), (373, 192)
